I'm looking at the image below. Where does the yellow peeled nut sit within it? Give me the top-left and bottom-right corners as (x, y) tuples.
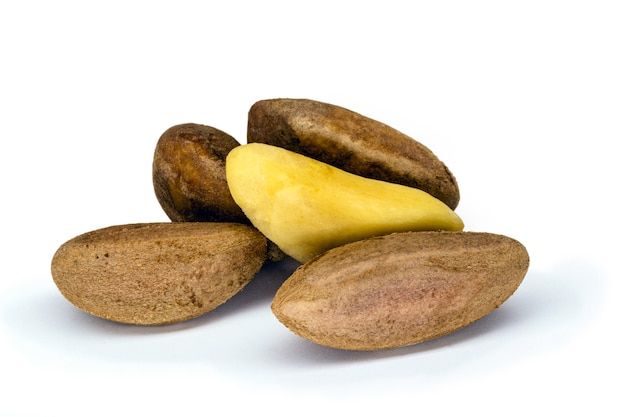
(226, 143), (464, 263)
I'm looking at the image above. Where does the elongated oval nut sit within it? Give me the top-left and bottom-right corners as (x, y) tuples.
(271, 231), (529, 350)
(248, 98), (460, 209)
(51, 222), (267, 325)
(226, 143), (463, 264)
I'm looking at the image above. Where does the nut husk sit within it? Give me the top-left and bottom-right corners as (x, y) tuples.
(152, 123), (287, 262)
(153, 123), (248, 223)
(271, 231), (529, 350)
(248, 98), (460, 209)
(51, 222), (267, 325)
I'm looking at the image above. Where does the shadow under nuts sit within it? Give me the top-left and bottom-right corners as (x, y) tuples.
(271, 231), (530, 351)
(51, 222), (267, 325)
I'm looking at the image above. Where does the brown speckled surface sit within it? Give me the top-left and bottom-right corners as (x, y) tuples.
(51, 222), (267, 325)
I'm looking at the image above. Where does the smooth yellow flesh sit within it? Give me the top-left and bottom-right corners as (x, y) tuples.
(226, 143), (464, 263)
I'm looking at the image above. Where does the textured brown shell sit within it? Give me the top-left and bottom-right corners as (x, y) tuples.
(152, 123), (249, 223)
(152, 123), (286, 262)
(271, 231), (529, 350)
(248, 99), (460, 209)
(51, 222), (267, 325)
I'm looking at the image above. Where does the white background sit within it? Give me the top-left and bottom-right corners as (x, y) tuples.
(2, 1), (624, 415)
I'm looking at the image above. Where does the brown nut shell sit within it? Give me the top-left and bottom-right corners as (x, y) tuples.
(153, 123), (248, 223)
(152, 123), (287, 262)
(271, 231), (529, 350)
(51, 222), (267, 325)
(248, 98), (460, 209)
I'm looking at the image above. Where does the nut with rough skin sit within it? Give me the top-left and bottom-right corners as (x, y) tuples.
(153, 123), (248, 223)
(271, 231), (529, 350)
(248, 98), (460, 209)
(51, 222), (267, 325)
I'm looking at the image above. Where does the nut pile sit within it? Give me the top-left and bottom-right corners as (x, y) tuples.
(51, 98), (529, 351)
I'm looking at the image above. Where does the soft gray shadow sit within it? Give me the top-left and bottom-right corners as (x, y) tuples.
(2, 258), (604, 376)
(264, 258), (606, 367)
(1, 257), (300, 338)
